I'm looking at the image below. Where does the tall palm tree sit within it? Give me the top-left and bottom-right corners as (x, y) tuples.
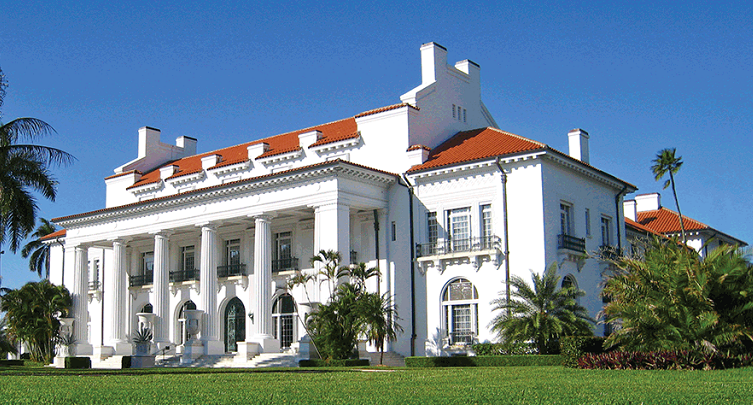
(310, 250), (347, 299)
(0, 68), (74, 253)
(651, 148), (686, 243)
(21, 218), (57, 279)
(489, 263), (594, 354)
(359, 291), (403, 365)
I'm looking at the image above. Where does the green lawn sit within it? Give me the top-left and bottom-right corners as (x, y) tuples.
(1, 366), (752, 404)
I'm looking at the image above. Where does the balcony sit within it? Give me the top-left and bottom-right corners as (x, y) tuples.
(272, 257), (299, 273)
(88, 280), (101, 290)
(130, 271), (154, 287)
(557, 234), (586, 254)
(217, 263), (246, 278)
(416, 236), (500, 258)
(170, 269), (200, 282)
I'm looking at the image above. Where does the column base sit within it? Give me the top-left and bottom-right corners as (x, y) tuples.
(202, 339), (225, 355)
(235, 342), (261, 362)
(74, 343), (93, 356)
(252, 334), (280, 353)
(113, 341), (133, 356)
(181, 340), (204, 365)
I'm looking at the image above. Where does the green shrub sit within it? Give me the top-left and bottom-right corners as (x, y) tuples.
(405, 355), (562, 367)
(121, 356), (132, 369)
(472, 341), (537, 355)
(64, 356), (91, 369)
(560, 336), (611, 368)
(0, 360), (24, 367)
(298, 359), (370, 367)
(578, 350), (753, 370)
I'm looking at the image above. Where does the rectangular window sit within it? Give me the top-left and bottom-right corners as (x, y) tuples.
(452, 104), (456, 118)
(225, 239), (241, 266)
(181, 246), (195, 271)
(601, 217), (611, 246)
(447, 207), (471, 251)
(463, 108), (467, 123)
(142, 252), (154, 275)
(457, 106), (462, 120)
(89, 259), (100, 290)
(391, 221), (396, 242)
(585, 208), (591, 237)
(481, 204), (493, 248)
(560, 203), (572, 236)
(427, 212), (438, 245)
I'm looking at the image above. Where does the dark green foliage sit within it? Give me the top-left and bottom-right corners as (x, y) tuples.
(298, 359), (370, 367)
(121, 356), (132, 369)
(472, 341), (536, 356)
(578, 350), (753, 370)
(0, 280), (72, 363)
(651, 148), (686, 242)
(489, 263), (594, 354)
(560, 336), (612, 367)
(405, 355), (562, 367)
(603, 239), (753, 354)
(64, 356), (91, 369)
(20, 218), (57, 278)
(0, 69), (74, 252)
(0, 360), (24, 367)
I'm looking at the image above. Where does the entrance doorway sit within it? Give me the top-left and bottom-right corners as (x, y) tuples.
(224, 297), (245, 352)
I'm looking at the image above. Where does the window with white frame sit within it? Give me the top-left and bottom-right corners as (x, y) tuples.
(181, 246), (195, 272)
(273, 232), (294, 271)
(89, 259), (100, 290)
(177, 300), (197, 345)
(560, 203), (572, 236)
(452, 104), (456, 119)
(481, 204), (493, 248)
(442, 278), (478, 345)
(225, 239), (241, 266)
(427, 211), (438, 247)
(142, 252), (154, 276)
(585, 208), (591, 237)
(447, 207), (471, 251)
(601, 217), (611, 246)
(272, 293), (298, 349)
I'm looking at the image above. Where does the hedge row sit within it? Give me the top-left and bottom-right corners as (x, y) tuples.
(0, 360), (24, 367)
(472, 342), (537, 356)
(579, 350), (753, 370)
(405, 355), (562, 368)
(64, 357), (91, 369)
(298, 359), (370, 367)
(560, 336), (612, 368)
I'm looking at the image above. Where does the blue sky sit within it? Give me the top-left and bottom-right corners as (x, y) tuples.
(1, 1), (751, 289)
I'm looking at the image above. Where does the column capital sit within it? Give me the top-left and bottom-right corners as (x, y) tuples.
(149, 230), (175, 238)
(195, 222), (218, 231)
(108, 237), (132, 245)
(247, 212), (277, 221)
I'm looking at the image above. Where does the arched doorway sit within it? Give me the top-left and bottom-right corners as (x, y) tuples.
(177, 301), (197, 345)
(224, 297), (245, 352)
(272, 293), (298, 349)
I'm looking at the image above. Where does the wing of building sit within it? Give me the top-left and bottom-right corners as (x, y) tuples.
(623, 192), (747, 257)
(45, 43), (637, 364)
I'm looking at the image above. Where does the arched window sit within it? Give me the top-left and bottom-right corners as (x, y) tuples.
(177, 301), (197, 345)
(441, 278), (479, 345)
(141, 303), (153, 313)
(224, 298), (245, 353)
(561, 274), (577, 290)
(272, 294), (298, 349)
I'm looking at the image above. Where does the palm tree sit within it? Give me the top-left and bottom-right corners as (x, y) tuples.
(0, 67), (74, 253)
(489, 263), (594, 354)
(310, 250), (347, 299)
(359, 292), (403, 365)
(20, 218), (57, 279)
(0, 280), (71, 363)
(651, 148), (686, 243)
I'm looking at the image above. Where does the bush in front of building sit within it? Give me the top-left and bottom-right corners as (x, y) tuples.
(560, 336), (612, 368)
(578, 350), (753, 370)
(64, 356), (91, 369)
(298, 359), (370, 367)
(405, 355), (562, 367)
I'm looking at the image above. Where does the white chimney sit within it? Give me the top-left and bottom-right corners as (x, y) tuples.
(159, 165), (178, 179)
(406, 145), (431, 166)
(635, 193), (661, 212)
(623, 200), (637, 221)
(138, 126), (161, 159)
(420, 42), (448, 85)
(176, 136), (197, 156)
(568, 128), (590, 164)
(201, 154), (221, 169)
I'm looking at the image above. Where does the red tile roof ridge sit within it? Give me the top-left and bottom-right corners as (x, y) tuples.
(40, 229), (67, 241)
(625, 217), (665, 237)
(407, 144), (431, 152)
(53, 160), (399, 224)
(486, 127), (547, 148)
(104, 170), (143, 180)
(636, 207), (709, 234)
(309, 131), (360, 148)
(256, 146), (303, 160)
(355, 103), (418, 118)
(209, 158), (250, 170)
(126, 178), (161, 190)
(167, 168), (204, 180)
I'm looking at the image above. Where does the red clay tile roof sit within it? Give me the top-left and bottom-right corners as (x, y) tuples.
(636, 207), (709, 234)
(105, 170), (142, 180)
(625, 217), (665, 237)
(407, 144), (430, 152)
(355, 103), (418, 118)
(407, 128), (545, 172)
(40, 229), (66, 241)
(127, 117), (358, 189)
(310, 131), (360, 148)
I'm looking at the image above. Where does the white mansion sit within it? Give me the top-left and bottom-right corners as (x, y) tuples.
(46, 43), (638, 361)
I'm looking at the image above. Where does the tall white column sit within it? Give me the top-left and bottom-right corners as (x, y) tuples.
(152, 232), (172, 350)
(72, 245), (92, 355)
(252, 214), (279, 353)
(107, 238), (131, 354)
(314, 202), (351, 300)
(198, 223), (223, 354)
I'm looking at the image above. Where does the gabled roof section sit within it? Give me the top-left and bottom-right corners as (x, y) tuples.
(636, 207), (709, 234)
(127, 117), (359, 189)
(40, 229), (66, 241)
(625, 218), (665, 238)
(406, 128), (545, 173)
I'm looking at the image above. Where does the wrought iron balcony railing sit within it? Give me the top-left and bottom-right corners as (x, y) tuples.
(272, 257), (299, 273)
(415, 236), (500, 258)
(557, 234), (586, 253)
(88, 280), (101, 290)
(169, 269), (200, 282)
(130, 271), (154, 287)
(217, 263), (246, 278)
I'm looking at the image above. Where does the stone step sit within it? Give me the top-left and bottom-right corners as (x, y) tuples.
(367, 351), (405, 367)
